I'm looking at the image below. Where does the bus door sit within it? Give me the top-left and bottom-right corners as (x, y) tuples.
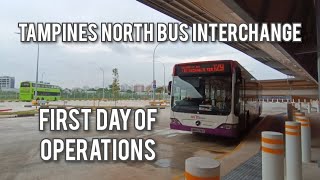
(236, 70), (247, 130)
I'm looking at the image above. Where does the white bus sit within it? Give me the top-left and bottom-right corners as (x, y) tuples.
(168, 60), (262, 137)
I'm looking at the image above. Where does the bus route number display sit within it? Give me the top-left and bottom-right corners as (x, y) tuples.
(176, 62), (230, 76)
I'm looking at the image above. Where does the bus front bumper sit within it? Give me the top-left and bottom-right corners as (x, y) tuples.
(170, 123), (239, 138)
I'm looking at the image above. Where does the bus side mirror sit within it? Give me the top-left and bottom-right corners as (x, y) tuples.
(167, 81), (172, 95)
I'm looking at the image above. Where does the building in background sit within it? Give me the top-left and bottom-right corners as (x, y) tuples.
(120, 84), (132, 92)
(0, 76), (15, 89)
(133, 84), (144, 92)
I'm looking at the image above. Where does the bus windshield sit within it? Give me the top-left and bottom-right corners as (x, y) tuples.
(171, 75), (232, 115)
(20, 82), (30, 87)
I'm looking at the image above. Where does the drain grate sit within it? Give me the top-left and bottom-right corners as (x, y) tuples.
(223, 152), (262, 180)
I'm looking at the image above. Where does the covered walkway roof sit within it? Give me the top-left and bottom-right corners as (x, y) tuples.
(138, 0), (318, 84)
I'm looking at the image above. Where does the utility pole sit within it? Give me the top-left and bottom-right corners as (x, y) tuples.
(35, 43), (39, 100)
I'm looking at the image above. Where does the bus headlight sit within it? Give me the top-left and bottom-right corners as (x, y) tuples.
(218, 124), (237, 129)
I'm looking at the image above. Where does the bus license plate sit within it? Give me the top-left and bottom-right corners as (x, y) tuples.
(191, 128), (205, 133)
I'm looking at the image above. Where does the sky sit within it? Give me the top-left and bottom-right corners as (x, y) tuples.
(0, 0), (288, 89)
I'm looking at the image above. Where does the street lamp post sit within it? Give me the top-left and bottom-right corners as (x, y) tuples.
(15, 32), (40, 100)
(152, 43), (161, 101)
(155, 61), (166, 100)
(100, 68), (105, 99)
(162, 64), (166, 100)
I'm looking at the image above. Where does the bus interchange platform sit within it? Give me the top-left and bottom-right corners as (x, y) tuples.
(222, 112), (320, 180)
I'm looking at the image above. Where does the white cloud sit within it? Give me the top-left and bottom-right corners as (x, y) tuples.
(0, 0), (289, 88)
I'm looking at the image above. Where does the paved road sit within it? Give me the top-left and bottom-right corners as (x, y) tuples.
(0, 108), (239, 180)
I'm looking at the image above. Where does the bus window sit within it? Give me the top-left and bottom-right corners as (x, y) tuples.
(234, 78), (242, 116)
(208, 79), (232, 110)
(21, 82), (30, 87)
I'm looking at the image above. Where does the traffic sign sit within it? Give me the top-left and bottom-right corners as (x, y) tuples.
(153, 80), (156, 89)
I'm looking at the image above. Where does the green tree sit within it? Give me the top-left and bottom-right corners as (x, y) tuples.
(112, 68), (120, 101)
(156, 87), (164, 93)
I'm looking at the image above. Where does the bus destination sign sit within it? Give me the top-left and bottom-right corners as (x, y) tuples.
(175, 62), (231, 76)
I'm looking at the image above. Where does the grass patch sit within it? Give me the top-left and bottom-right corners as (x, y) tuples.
(0, 110), (37, 116)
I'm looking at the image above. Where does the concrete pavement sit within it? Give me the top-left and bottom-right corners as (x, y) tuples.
(222, 112), (320, 180)
(0, 108), (239, 180)
(0, 101), (319, 179)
